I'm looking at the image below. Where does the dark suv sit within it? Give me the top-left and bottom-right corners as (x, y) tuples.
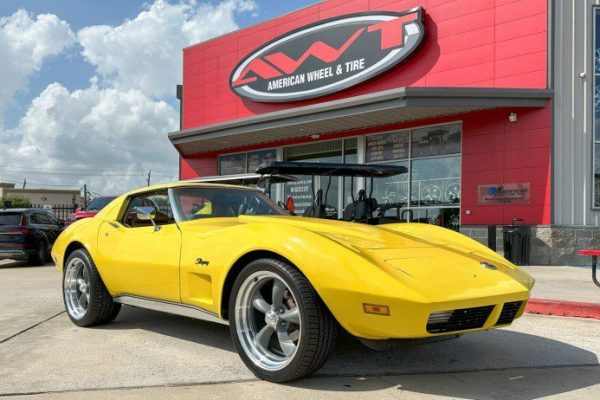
(0, 208), (64, 265)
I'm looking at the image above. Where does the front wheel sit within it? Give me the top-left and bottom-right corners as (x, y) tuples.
(229, 258), (337, 382)
(63, 249), (121, 327)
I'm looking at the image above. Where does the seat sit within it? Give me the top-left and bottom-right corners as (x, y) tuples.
(343, 189), (378, 222)
(303, 189), (326, 219)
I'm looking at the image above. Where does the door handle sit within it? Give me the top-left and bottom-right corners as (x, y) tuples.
(109, 222), (119, 228)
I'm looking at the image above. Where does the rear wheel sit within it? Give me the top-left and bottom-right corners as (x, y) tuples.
(63, 249), (121, 326)
(29, 240), (47, 266)
(229, 258), (337, 382)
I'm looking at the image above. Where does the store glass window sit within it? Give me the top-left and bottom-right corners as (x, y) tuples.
(366, 123), (461, 230)
(219, 149), (276, 176)
(343, 138), (359, 208)
(411, 124), (461, 158)
(411, 156), (461, 207)
(594, 9), (600, 207)
(283, 141), (343, 216)
(247, 149), (277, 173)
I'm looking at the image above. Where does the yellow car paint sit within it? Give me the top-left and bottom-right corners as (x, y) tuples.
(52, 182), (534, 340)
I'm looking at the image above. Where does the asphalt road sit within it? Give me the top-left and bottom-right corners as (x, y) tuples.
(1, 260), (599, 399)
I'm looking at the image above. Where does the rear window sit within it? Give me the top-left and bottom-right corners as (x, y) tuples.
(0, 213), (23, 225)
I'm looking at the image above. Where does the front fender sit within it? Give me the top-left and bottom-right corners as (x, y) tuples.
(180, 222), (427, 337)
(51, 217), (103, 273)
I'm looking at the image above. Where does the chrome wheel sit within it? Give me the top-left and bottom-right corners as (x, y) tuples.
(235, 271), (302, 371)
(63, 257), (90, 320)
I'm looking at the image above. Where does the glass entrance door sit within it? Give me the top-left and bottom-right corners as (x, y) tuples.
(283, 141), (343, 217)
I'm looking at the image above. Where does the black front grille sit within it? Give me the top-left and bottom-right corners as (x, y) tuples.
(495, 301), (523, 326)
(426, 305), (494, 333)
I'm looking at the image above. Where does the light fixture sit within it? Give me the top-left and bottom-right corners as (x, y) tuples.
(310, 134), (320, 140)
(363, 303), (390, 316)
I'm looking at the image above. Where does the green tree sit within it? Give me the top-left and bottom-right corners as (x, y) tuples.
(1, 195), (32, 208)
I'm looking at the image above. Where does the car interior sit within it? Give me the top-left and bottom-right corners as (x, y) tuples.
(122, 192), (175, 228)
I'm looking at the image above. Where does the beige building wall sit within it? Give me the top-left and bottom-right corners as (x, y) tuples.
(0, 187), (82, 206)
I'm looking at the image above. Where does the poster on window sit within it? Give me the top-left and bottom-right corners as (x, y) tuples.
(478, 183), (531, 205)
(284, 178), (313, 213)
(219, 153), (246, 175)
(365, 131), (409, 163)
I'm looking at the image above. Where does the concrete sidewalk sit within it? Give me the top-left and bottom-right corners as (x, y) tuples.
(520, 266), (600, 319)
(521, 266), (599, 304)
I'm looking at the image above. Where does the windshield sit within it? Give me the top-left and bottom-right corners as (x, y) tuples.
(85, 197), (115, 212)
(0, 213), (23, 225)
(172, 187), (286, 221)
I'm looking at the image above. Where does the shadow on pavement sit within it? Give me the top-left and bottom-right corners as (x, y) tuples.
(294, 365), (600, 400)
(100, 306), (599, 399)
(99, 305), (235, 352)
(0, 259), (53, 269)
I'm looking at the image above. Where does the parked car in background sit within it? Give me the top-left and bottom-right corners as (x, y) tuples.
(0, 208), (64, 265)
(68, 196), (116, 224)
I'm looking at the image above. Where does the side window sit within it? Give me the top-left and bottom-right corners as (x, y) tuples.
(30, 213), (41, 224)
(37, 213), (52, 224)
(121, 191), (175, 228)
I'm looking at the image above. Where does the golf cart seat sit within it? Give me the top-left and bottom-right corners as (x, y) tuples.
(343, 189), (378, 222)
(303, 189), (326, 219)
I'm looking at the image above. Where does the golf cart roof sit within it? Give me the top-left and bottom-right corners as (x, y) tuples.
(185, 173), (297, 185)
(255, 161), (408, 177)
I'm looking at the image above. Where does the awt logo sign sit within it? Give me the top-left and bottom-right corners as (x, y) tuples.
(230, 8), (425, 103)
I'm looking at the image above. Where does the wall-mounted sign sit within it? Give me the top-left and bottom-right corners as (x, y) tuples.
(478, 183), (531, 205)
(230, 8), (425, 103)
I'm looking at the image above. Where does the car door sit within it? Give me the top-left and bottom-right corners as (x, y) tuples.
(96, 190), (181, 302)
(170, 186), (281, 316)
(40, 211), (62, 246)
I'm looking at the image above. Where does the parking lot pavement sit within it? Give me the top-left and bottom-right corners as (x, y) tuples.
(0, 260), (64, 343)
(1, 261), (599, 399)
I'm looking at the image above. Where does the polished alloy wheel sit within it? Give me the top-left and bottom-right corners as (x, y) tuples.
(63, 257), (91, 320)
(235, 271), (302, 371)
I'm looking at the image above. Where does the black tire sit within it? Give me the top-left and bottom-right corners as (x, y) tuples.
(62, 249), (121, 327)
(29, 240), (47, 266)
(228, 258), (337, 382)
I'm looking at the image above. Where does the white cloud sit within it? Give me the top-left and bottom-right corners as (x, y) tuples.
(78, 0), (257, 98)
(0, 9), (75, 127)
(1, 1), (257, 195)
(0, 82), (179, 194)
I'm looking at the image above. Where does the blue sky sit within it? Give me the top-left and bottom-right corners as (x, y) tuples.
(0, 1), (315, 193)
(0, 0), (314, 129)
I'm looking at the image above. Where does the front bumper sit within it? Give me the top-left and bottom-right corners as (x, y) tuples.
(325, 289), (529, 340)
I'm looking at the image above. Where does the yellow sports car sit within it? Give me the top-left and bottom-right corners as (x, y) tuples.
(52, 182), (534, 382)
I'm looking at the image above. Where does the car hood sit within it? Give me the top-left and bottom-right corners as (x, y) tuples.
(238, 215), (462, 250)
(237, 215), (534, 297)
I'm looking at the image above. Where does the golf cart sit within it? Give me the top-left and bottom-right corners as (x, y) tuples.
(255, 161), (408, 224)
(185, 172), (297, 199)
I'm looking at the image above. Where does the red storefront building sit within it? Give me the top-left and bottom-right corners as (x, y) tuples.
(169, 0), (594, 265)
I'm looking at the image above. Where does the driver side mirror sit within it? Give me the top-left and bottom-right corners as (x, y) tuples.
(133, 206), (160, 231)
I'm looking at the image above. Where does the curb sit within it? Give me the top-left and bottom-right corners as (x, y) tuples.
(525, 299), (600, 320)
